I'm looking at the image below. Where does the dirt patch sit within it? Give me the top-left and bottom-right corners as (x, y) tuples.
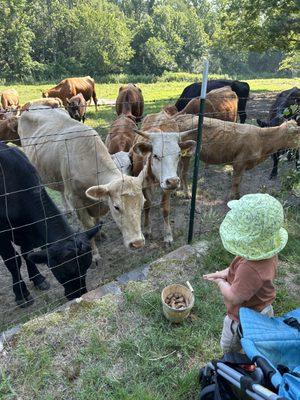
(0, 92), (298, 331)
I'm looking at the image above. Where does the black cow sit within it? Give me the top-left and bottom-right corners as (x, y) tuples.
(257, 87), (300, 179)
(0, 142), (100, 307)
(175, 79), (250, 123)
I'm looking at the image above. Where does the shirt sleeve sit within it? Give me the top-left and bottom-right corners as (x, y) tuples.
(230, 263), (263, 302)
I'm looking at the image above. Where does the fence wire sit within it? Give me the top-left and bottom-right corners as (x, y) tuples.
(0, 91), (299, 332)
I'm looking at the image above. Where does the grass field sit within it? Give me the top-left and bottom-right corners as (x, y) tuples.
(1, 77), (299, 136)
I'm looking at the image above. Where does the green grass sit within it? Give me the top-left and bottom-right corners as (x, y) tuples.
(1, 204), (298, 399)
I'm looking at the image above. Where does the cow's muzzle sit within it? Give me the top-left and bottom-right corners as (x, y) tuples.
(163, 177), (180, 190)
(129, 239), (145, 250)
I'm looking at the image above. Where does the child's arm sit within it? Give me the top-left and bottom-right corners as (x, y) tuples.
(216, 278), (244, 306)
(203, 268), (229, 281)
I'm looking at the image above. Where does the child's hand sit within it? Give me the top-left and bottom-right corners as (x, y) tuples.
(203, 270), (228, 281)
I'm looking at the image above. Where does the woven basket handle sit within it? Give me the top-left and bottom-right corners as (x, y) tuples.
(186, 281), (194, 293)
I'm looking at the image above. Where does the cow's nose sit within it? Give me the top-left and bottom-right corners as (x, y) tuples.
(129, 239), (145, 249)
(165, 177), (180, 189)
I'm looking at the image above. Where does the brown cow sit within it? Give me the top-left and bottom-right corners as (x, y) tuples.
(168, 87), (238, 197)
(42, 76), (98, 109)
(116, 84), (144, 122)
(20, 98), (63, 112)
(167, 86), (238, 122)
(105, 114), (137, 154)
(66, 93), (87, 123)
(0, 117), (20, 146)
(1, 89), (19, 110)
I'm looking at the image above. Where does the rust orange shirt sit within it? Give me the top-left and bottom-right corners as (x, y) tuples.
(226, 255), (278, 321)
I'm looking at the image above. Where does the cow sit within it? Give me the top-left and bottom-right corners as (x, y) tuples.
(111, 151), (132, 175)
(42, 76), (98, 110)
(21, 98), (63, 112)
(116, 84), (144, 122)
(0, 117), (20, 146)
(105, 114), (137, 154)
(18, 107), (146, 264)
(169, 87), (238, 197)
(175, 80), (250, 123)
(1, 88), (19, 110)
(66, 93), (87, 123)
(172, 86), (238, 122)
(0, 141), (100, 307)
(257, 87), (300, 179)
(130, 111), (196, 243)
(178, 117), (300, 199)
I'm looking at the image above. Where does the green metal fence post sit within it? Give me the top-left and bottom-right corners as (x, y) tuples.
(187, 60), (209, 244)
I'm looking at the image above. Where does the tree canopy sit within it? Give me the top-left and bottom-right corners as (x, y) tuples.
(0, 0), (298, 81)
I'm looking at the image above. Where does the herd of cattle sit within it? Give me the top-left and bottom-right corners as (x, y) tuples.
(0, 76), (299, 309)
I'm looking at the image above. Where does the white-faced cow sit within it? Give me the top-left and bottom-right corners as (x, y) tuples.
(130, 111), (196, 243)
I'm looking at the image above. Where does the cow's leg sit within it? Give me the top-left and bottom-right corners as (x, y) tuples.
(179, 156), (191, 198)
(82, 114), (86, 124)
(143, 187), (152, 238)
(21, 244), (50, 291)
(0, 242), (34, 307)
(161, 191), (173, 244)
(231, 165), (244, 200)
(270, 153), (279, 180)
(92, 90), (98, 111)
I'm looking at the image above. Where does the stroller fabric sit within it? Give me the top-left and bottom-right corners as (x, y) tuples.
(239, 307), (300, 399)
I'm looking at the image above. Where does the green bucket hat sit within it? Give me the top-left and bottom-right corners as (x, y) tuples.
(220, 193), (288, 260)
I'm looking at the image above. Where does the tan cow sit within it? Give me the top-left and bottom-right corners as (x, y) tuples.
(18, 107), (147, 264)
(42, 76), (98, 109)
(105, 114), (137, 154)
(0, 117), (20, 146)
(179, 117), (300, 199)
(116, 84), (144, 122)
(1, 89), (19, 110)
(20, 98), (63, 112)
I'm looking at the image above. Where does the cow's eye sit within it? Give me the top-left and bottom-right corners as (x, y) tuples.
(114, 205), (120, 211)
(153, 154), (159, 159)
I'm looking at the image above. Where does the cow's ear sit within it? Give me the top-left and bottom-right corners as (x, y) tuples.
(119, 86), (124, 92)
(179, 140), (196, 157)
(86, 185), (109, 201)
(27, 250), (48, 264)
(132, 142), (152, 157)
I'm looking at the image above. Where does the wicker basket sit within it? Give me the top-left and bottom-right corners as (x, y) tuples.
(161, 281), (194, 323)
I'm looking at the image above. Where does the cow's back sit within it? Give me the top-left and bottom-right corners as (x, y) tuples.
(19, 107), (119, 197)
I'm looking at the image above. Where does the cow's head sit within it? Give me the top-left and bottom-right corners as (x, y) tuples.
(66, 98), (81, 121)
(28, 225), (100, 300)
(132, 129), (196, 191)
(86, 170), (145, 250)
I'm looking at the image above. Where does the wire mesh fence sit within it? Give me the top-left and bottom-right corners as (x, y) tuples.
(0, 86), (299, 332)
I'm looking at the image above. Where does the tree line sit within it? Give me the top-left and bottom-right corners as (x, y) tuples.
(0, 0), (298, 82)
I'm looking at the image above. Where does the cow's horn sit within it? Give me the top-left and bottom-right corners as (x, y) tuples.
(180, 128), (198, 140)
